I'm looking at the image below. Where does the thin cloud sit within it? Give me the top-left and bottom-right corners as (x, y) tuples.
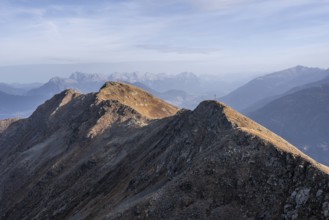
(191, 0), (251, 11)
(136, 44), (221, 54)
(0, 0), (328, 73)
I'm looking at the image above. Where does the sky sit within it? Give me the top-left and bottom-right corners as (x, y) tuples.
(1, 0), (329, 82)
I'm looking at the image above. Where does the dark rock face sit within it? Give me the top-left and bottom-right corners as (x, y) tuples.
(0, 82), (329, 220)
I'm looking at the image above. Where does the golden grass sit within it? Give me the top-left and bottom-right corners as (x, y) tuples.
(218, 101), (329, 174)
(97, 82), (179, 119)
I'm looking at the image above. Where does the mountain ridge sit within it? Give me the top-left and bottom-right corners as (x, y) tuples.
(97, 82), (179, 119)
(1, 82), (329, 219)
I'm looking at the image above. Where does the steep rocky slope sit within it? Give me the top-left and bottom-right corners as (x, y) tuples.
(0, 82), (329, 220)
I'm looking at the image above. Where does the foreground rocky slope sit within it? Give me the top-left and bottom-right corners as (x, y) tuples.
(0, 82), (329, 219)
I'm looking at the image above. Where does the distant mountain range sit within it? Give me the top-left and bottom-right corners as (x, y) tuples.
(0, 82), (42, 95)
(249, 75), (329, 165)
(2, 65), (329, 166)
(27, 73), (108, 98)
(1, 65), (329, 119)
(0, 71), (242, 119)
(1, 82), (328, 219)
(220, 66), (329, 112)
(0, 91), (44, 119)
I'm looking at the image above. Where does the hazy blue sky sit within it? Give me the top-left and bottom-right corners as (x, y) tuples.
(1, 0), (329, 81)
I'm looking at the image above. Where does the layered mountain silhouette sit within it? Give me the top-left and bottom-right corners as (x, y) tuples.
(1, 82), (329, 219)
(249, 75), (329, 165)
(0, 82), (44, 118)
(0, 91), (45, 119)
(27, 72), (203, 99)
(220, 66), (329, 112)
(1, 71), (238, 119)
(0, 72), (196, 119)
(27, 72), (109, 98)
(0, 83), (27, 95)
(26, 72), (202, 108)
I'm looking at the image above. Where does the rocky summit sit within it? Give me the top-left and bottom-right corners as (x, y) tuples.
(0, 82), (329, 220)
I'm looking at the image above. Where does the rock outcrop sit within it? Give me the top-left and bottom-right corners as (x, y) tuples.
(0, 82), (328, 220)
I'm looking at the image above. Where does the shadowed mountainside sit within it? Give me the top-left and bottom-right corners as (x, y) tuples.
(249, 80), (329, 165)
(0, 91), (45, 119)
(220, 66), (329, 112)
(1, 82), (329, 219)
